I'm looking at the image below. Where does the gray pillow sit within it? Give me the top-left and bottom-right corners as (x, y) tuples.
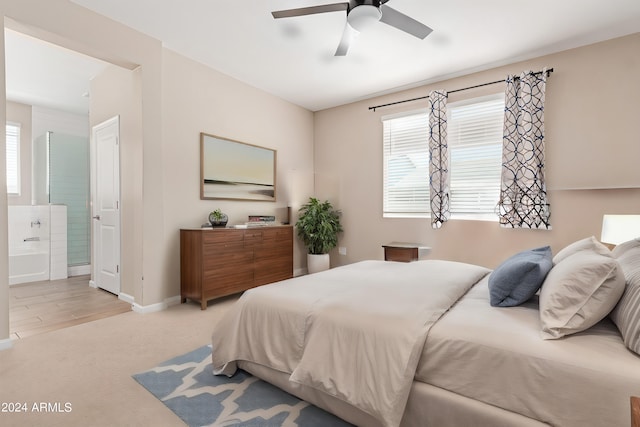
(540, 250), (625, 339)
(489, 246), (553, 307)
(610, 238), (640, 355)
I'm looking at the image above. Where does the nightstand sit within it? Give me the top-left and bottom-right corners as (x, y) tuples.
(382, 242), (431, 262)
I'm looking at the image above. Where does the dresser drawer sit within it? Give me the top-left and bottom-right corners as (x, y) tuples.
(260, 227), (293, 243)
(203, 239), (244, 256)
(203, 249), (253, 269)
(243, 230), (264, 247)
(254, 258), (293, 286)
(254, 244), (292, 262)
(203, 269), (253, 294)
(203, 229), (244, 245)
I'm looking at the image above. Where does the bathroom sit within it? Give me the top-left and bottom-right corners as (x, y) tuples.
(7, 102), (91, 286)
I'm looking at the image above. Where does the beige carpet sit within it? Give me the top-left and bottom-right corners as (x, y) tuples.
(0, 296), (238, 427)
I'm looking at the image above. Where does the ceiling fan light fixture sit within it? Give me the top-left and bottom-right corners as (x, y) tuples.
(347, 5), (382, 32)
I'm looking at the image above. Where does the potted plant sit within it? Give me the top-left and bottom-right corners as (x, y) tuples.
(295, 197), (343, 273)
(208, 209), (228, 228)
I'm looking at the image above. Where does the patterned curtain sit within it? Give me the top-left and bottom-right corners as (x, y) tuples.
(428, 90), (449, 228)
(497, 68), (551, 229)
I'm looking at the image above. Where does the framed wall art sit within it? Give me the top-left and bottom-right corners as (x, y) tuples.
(200, 133), (276, 201)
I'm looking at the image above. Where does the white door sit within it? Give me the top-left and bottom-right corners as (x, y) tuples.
(92, 116), (120, 295)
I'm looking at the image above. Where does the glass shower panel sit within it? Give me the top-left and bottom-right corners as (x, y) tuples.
(48, 131), (90, 266)
(32, 133), (49, 205)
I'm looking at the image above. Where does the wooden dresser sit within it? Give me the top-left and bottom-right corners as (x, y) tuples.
(180, 225), (293, 309)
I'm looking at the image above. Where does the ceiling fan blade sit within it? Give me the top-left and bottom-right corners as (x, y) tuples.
(334, 23), (357, 56)
(379, 4), (433, 39)
(272, 2), (349, 19)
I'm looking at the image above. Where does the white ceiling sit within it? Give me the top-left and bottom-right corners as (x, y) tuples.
(6, 0), (640, 113)
(4, 28), (108, 115)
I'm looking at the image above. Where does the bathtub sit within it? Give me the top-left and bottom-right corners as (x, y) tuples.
(8, 205), (67, 286)
(8, 252), (49, 285)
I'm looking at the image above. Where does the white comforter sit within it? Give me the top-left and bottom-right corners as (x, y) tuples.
(211, 260), (490, 427)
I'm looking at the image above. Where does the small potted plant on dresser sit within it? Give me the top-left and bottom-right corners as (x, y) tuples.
(208, 209), (228, 227)
(295, 197), (343, 274)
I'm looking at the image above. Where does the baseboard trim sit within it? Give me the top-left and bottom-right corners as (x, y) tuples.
(165, 295), (182, 307)
(89, 280), (97, 289)
(131, 301), (164, 314)
(68, 264), (91, 276)
(0, 338), (14, 351)
(131, 295), (182, 314)
(294, 268), (307, 277)
(119, 292), (135, 305)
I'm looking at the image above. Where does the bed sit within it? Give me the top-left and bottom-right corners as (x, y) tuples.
(210, 237), (640, 427)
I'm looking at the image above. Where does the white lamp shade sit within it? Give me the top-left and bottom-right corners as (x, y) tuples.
(601, 214), (640, 245)
(347, 5), (382, 32)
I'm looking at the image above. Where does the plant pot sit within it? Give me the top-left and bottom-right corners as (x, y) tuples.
(209, 212), (228, 228)
(307, 253), (330, 274)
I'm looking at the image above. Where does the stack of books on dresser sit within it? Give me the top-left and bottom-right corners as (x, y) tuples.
(245, 215), (278, 227)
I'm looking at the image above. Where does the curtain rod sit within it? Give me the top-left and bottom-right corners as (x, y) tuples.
(368, 68), (554, 112)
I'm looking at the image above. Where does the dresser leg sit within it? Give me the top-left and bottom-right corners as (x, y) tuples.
(201, 300), (207, 310)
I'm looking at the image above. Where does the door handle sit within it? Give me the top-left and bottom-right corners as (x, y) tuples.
(93, 215), (101, 220)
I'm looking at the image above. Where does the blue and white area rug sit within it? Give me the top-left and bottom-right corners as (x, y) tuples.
(133, 345), (353, 427)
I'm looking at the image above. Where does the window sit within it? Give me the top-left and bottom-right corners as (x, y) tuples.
(382, 110), (430, 216)
(448, 94), (504, 220)
(6, 122), (20, 195)
(382, 94), (504, 220)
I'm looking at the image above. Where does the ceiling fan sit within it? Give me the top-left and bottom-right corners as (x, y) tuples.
(271, 0), (433, 56)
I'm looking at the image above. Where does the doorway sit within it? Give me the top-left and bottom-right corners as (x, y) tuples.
(6, 27), (107, 281)
(4, 26), (130, 335)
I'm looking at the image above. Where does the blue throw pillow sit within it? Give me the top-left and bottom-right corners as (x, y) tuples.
(489, 246), (553, 307)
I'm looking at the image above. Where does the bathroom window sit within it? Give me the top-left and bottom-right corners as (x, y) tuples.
(6, 122), (20, 195)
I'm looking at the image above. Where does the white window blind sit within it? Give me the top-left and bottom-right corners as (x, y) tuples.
(382, 94), (504, 220)
(383, 111), (430, 216)
(448, 95), (504, 218)
(6, 122), (20, 195)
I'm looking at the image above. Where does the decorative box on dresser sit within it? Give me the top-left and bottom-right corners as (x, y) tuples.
(180, 225), (293, 309)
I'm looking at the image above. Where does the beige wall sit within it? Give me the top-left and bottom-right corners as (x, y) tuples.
(160, 49), (314, 296)
(5, 101), (32, 205)
(313, 33), (640, 269)
(0, 26), (9, 345)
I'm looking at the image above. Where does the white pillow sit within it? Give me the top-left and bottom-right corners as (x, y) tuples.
(553, 235), (611, 264)
(540, 249), (625, 339)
